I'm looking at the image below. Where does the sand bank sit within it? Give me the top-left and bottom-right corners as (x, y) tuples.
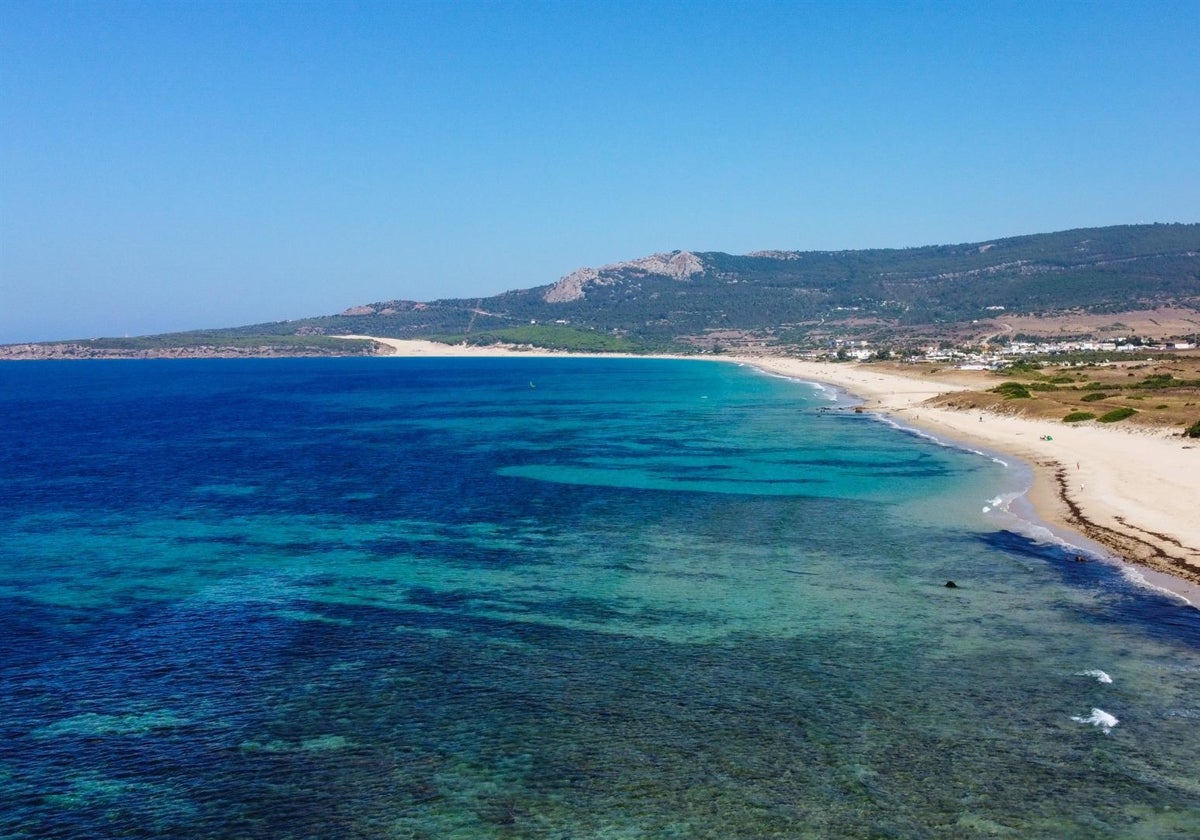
(339, 337), (1200, 598)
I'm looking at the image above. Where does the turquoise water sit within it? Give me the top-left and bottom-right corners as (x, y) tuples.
(1, 357), (1199, 838)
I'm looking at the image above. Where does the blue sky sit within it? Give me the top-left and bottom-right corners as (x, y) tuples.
(3, 0), (1198, 343)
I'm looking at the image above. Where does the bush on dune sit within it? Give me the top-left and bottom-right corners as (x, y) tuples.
(992, 382), (1032, 399)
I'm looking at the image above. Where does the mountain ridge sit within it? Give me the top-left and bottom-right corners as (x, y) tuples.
(326, 223), (1200, 351)
(5, 223), (1199, 357)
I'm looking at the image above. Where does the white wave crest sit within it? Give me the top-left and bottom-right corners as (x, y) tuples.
(1119, 566), (1196, 606)
(875, 415), (1012, 468)
(983, 491), (1024, 516)
(1076, 669), (1113, 684)
(1071, 708), (1119, 732)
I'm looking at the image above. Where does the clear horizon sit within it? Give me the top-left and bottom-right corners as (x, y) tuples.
(3, 0), (1199, 343)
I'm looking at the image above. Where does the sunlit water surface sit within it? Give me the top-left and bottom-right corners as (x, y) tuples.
(2, 358), (1198, 838)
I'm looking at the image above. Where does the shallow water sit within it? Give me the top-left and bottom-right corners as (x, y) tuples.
(1, 357), (1198, 838)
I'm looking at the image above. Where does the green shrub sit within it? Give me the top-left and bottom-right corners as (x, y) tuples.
(1082, 382), (1109, 390)
(1080, 392), (1108, 402)
(1063, 412), (1096, 423)
(992, 381), (1032, 399)
(1186, 419), (1200, 438)
(1028, 382), (1059, 391)
(434, 325), (641, 353)
(1135, 374), (1174, 388)
(1155, 404), (1170, 410)
(1098, 407), (1137, 423)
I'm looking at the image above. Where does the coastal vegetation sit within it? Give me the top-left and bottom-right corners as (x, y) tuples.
(927, 354), (1200, 435)
(992, 382), (1033, 399)
(426, 325), (643, 353)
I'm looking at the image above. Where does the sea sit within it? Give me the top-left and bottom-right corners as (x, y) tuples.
(2, 357), (1199, 839)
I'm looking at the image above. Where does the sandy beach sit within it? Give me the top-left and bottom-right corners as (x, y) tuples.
(741, 357), (1200, 599)
(344, 336), (1200, 601)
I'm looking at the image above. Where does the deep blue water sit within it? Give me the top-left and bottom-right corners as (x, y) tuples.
(1, 357), (1199, 838)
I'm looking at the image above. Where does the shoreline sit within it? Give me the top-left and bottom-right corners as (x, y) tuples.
(733, 356), (1200, 604)
(346, 337), (1200, 603)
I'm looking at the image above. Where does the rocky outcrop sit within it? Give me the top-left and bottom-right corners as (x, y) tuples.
(746, 250), (803, 260)
(339, 300), (426, 316)
(543, 251), (706, 303)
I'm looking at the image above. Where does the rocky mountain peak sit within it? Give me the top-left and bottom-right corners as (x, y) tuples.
(544, 251), (706, 303)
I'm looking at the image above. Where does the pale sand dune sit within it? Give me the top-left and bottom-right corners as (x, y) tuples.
(336, 336), (653, 359)
(337, 336), (1200, 597)
(336, 336), (547, 356)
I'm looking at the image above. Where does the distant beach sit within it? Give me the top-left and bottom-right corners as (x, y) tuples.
(345, 335), (1200, 602)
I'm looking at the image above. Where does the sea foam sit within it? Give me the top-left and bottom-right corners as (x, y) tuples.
(1071, 708), (1119, 732)
(1119, 565), (1197, 606)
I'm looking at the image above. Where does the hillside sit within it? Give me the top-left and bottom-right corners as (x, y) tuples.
(5, 223), (1200, 357)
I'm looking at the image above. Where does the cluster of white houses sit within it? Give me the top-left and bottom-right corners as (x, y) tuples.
(1001, 339), (1196, 354)
(826, 338), (1197, 368)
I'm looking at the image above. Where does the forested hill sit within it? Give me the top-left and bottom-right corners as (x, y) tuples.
(274, 223), (1200, 351)
(8, 223), (1200, 356)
